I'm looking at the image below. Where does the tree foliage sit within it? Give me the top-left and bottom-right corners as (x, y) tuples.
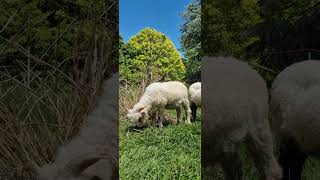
(251, 0), (320, 72)
(202, 0), (262, 58)
(201, 0), (320, 86)
(119, 35), (136, 84)
(0, 0), (118, 80)
(180, 0), (201, 83)
(120, 28), (185, 85)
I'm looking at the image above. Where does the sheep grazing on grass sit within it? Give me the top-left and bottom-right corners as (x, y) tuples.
(202, 56), (282, 180)
(126, 81), (191, 128)
(30, 73), (119, 180)
(270, 60), (320, 180)
(189, 82), (201, 122)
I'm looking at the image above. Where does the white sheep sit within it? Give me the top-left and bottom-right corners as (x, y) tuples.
(30, 73), (119, 180)
(126, 81), (191, 128)
(202, 56), (282, 180)
(189, 82), (201, 122)
(270, 60), (320, 180)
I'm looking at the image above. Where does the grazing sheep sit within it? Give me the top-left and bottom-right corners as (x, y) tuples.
(202, 56), (281, 180)
(126, 81), (191, 128)
(30, 73), (119, 180)
(270, 60), (320, 180)
(189, 82), (201, 122)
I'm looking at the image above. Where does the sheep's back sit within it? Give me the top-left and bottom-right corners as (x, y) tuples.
(271, 60), (320, 113)
(272, 60), (320, 91)
(146, 81), (188, 104)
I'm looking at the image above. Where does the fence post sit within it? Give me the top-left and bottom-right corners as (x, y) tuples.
(308, 51), (311, 60)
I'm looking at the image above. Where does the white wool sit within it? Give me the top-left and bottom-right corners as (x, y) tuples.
(202, 56), (281, 180)
(37, 73), (118, 180)
(270, 60), (320, 142)
(189, 82), (201, 107)
(270, 60), (320, 178)
(287, 86), (320, 153)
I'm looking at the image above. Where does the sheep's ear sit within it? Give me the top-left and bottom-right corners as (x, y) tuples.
(137, 107), (144, 112)
(61, 153), (102, 176)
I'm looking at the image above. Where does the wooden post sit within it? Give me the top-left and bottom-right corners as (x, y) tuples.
(308, 51), (311, 60)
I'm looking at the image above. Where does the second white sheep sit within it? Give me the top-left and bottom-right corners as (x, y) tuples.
(189, 82), (201, 121)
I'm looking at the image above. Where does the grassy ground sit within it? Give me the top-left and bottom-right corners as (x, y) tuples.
(120, 85), (320, 180)
(202, 143), (320, 180)
(119, 108), (201, 179)
(203, 156), (320, 180)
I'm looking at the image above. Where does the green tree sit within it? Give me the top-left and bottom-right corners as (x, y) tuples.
(124, 28), (185, 84)
(202, 0), (262, 58)
(119, 35), (136, 84)
(180, 0), (201, 83)
(0, 0), (118, 79)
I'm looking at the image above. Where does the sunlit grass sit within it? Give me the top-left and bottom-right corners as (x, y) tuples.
(119, 96), (201, 180)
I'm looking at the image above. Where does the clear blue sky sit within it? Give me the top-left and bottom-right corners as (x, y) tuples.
(120, 0), (191, 56)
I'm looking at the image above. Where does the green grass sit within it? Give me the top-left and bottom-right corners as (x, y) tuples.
(202, 145), (258, 180)
(119, 114), (201, 179)
(120, 107), (320, 180)
(202, 144), (320, 180)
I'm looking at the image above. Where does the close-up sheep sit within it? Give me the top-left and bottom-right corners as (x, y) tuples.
(126, 81), (192, 128)
(189, 82), (201, 122)
(270, 60), (320, 180)
(202, 56), (282, 180)
(30, 73), (119, 180)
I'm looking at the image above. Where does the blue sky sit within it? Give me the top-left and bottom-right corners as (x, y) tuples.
(120, 0), (191, 56)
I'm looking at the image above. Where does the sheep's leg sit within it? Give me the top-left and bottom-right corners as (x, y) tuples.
(152, 111), (159, 122)
(191, 103), (197, 122)
(279, 139), (306, 180)
(182, 99), (192, 124)
(290, 153), (306, 180)
(279, 143), (289, 180)
(111, 162), (119, 180)
(156, 109), (164, 128)
(176, 107), (182, 123)
(247, 126), (282, 180)
(221, 152), (243, 180)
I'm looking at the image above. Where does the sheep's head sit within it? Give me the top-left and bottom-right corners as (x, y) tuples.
(126, 108), (149, 127)
(28, 154), (102, 180)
